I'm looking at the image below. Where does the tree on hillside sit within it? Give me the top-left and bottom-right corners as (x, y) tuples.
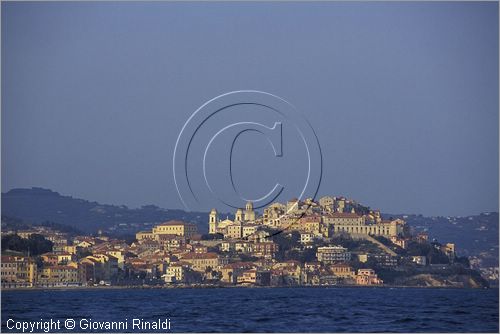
(1, 233), (53, 256)
(38, 221), (83, 236)
(272, 231), (301, 261)
(405, 241), (450, 264)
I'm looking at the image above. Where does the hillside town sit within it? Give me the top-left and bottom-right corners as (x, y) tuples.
(1, 196), (490, 289)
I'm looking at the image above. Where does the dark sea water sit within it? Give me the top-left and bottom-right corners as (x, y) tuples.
(2, 287), (499, 333)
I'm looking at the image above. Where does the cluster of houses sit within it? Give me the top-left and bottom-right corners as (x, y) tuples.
(209, 198), (407, 240)
(1, 196), (458, 288)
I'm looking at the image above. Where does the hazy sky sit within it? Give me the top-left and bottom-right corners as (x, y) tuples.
(2, 2), (498, 216)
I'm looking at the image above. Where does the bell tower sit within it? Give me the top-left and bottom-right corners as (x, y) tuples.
(235, 208), (243, 222)
(209, 208), (218, 234)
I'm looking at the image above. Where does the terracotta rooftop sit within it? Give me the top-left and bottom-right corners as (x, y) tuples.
(325, 212), (361, 218)
(169, 261), (191, 267)
(179, 252), (218, 260)
(222, 262), (255, 270)
(47, 265), (78, 270)
(157, 220), (195, 226)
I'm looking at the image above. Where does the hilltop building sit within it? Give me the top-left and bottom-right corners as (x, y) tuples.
(209, 202), (257, 237)
(208, 197), (406, 240)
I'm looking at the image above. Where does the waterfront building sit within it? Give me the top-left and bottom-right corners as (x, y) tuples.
(79, 257), (100, 283)
(38, 265), (80, 286)
(164, 262), (190, 283)
(329, 263), (356, 279)
(178, 252), (219, 272)
(105, 250), (126, 270)
(356, 269), (383, 285)
(273, 261), (303, 285)
(221, 262), (256, 284)
(79, 254), (118, 281)
(1, 256), (18, 283)
(1, 256), (38, 288)
(237, 269), (271, 285)
(319, 275), (341, 285)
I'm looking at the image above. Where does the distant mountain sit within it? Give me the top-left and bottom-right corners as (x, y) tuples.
(386, 213), (499, 264)
(1, 187), (209, 234)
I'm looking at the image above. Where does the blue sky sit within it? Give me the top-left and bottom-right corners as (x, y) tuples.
(2, 2), (498, 216)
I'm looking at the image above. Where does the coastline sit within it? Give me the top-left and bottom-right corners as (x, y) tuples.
(2, 283), (494, 291)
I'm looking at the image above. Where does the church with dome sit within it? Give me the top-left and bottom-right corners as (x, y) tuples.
(208, 196), (406, 241)
(209, 201), (257, 236)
